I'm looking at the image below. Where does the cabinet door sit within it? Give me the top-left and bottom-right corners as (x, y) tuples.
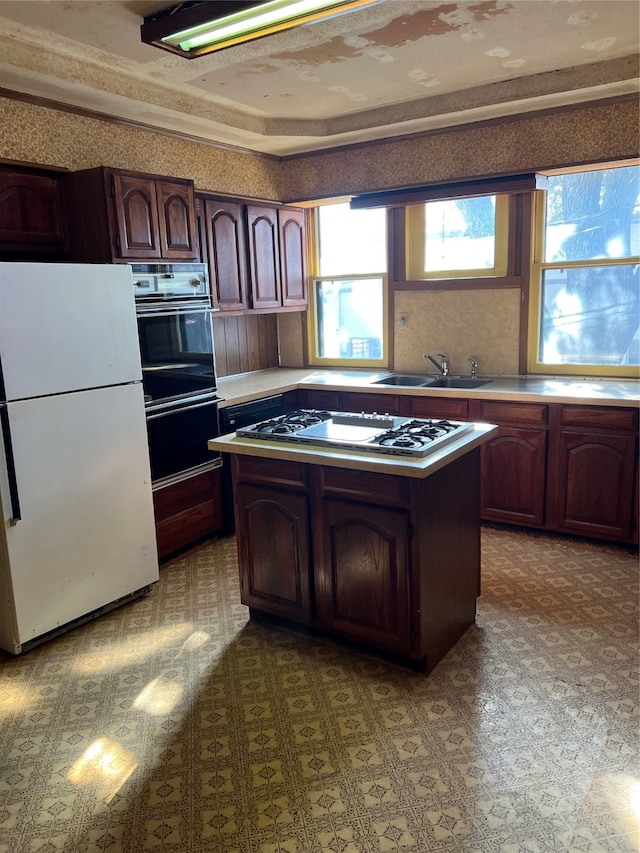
(0, 171), (68, 252)
(549, 431), (637, 540)
(279, 207), (307, 307)
(246, 205), (281, 308)
(204, 199), (247, 311)
(111, 173), (161, 259)
(235, 483), (312, 622)
(156, 180), (198, 259)
(481, 427), (547, 525)
(317, 499), (411, 654)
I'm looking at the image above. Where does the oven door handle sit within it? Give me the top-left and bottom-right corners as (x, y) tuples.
(136, 305), (217, 318)
(146, 396), (220, 421)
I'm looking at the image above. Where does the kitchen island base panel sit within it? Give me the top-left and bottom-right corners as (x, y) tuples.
(248, 608), (430, 673)
(231, 447), (484, 674)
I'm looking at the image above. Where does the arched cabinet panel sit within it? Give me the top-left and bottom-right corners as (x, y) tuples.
(236, 482), (312, 622)
(319, 500), (410, 654)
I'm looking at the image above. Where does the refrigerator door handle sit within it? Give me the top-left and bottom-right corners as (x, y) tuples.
(0, 404), (21, 525)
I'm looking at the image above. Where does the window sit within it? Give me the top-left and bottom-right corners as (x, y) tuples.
(405, 194), (509, 279)
(307, 202), (387, 367)
(529, 164), (640, 375)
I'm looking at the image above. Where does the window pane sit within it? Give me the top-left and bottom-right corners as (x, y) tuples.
(315, 278), (383, 359)
(545, 166), (640, 263)
(539, 265), (640, 366)
(424, 196), (496, 271)
(318, 204), (386, 276)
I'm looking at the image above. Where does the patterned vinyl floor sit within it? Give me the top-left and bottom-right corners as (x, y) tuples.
(0, 527), (638, 853)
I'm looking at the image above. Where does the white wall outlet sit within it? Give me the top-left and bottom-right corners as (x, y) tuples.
(398, 313), (408, 328)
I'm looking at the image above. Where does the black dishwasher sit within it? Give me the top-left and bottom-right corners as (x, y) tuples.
(218, 394), (287, 533)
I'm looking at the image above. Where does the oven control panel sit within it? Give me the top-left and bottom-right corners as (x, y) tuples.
(130, 263), (209, 303)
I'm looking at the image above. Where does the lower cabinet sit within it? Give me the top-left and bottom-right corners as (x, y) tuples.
(235, 482), (312, 622)
(547, 405), (638, 542)
(480, 428), (547, 525)
(471, 400), (548, 528)
(232, 450), (482, 671)
(293, 389), (638, 544)
(153, 467), (223, 561)
(318, 499), (410, 654)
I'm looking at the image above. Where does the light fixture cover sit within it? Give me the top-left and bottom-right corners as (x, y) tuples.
(141, 0), (380, 58)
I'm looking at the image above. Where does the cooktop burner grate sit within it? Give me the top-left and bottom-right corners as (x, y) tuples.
(235, 409), (474, 458)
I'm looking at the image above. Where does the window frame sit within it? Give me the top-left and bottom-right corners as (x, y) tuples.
(527, 165), (640, 378)
(306, 203), (389, 369)
(405, 193), (510, 280)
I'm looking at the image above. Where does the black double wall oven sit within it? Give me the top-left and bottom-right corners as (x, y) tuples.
(131, 263), (221, 486)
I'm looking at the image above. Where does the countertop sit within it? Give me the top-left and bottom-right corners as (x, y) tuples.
(216, 368), (640, 409)
(209, 423), (497, 479)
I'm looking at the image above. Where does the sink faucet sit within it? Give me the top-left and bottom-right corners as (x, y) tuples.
(424, 353), (449, 376)
(468, 357), (478, 379)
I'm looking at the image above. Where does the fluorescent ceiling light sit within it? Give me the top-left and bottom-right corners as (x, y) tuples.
(141, 0), (380, 58)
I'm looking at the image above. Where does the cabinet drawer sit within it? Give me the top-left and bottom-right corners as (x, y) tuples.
(340, 392), (401, 414)
(476, 400), (548, 425)
(235, 455), (308, 488)
(560, 405), (638, 431)
(153, 468), (221, 521)
(409, 396), (469, 420)
(155, 500), (222, 560)
(303, 389), (341, 410)
(318, 466), (409, 507)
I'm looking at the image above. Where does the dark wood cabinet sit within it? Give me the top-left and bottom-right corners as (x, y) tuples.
(408, 395), (469, 420)
(202, 197), (248, 311)
(300, 389), (341, 410)
(547, 405), (638, 542)
(315, 389), (637, 544)
(197, 193), (306, 313)
(231, 448), (483, 671)
(471, 400), (548, 527)
(0, 167), (69, 256)
(65, 168), (197, 262)
(245, 204), (281, 308)
(235, 482), (312, 622)
(279, 206), (307, 307)
(110, 172), (160, 258)
(156, 179), (198, 258)
(318, 499), (410, 654)
(153, 467), (223, 561)
(339, 391), (402, 415)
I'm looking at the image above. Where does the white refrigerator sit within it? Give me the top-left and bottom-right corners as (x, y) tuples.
(0, 262), (159, 655)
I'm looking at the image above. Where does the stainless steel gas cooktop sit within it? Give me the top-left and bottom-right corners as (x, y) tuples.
(235, 409), (474, 458)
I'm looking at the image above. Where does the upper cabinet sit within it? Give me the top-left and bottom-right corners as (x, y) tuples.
(0, 166), (69, 257)
(197, 193), (307, 313)
(278, 206), (307, 308)
(65, 168), (198, 263)
(200, 196), (248, 312)
(246, 204), (281, 309)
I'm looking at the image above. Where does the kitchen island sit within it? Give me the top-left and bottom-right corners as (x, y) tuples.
(209, 415), (497, 673)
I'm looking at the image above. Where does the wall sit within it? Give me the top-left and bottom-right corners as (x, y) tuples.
(277, 99), (639, 201)
(394, 290), (521, 376)
(0, 96), (280, 199)
(2, 94), (638, 376)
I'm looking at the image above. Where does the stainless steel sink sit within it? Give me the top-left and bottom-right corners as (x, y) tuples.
(426, 378), (492, 389)
(372, 375), (433, 387)
(373, 374), (491, 389)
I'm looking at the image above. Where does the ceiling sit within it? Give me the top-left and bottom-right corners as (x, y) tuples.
(0, 0), (638, 157)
